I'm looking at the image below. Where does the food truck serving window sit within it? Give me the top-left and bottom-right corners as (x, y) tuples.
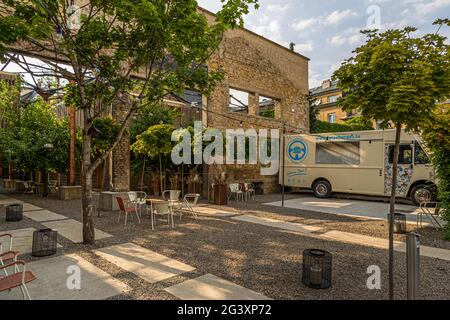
(315, 142), (360, 165)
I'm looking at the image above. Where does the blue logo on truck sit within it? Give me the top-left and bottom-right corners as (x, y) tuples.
(287, 139), (308, 163)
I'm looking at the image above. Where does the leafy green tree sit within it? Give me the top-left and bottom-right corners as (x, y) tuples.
(0, 79), (20, 176)
(422, 107), (450, 239)
(333, 21), (450, 299)
(312, 117), (374, 133)
(0, 91), (69, 179)
(131, 124), (175, 195)
(0, 0), (259, 244)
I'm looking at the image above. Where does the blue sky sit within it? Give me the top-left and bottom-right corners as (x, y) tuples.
(198, 0), (450, 88)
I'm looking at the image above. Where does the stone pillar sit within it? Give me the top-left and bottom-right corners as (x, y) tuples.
(248, 92), (259, 116)
(112, 95), (131, 192)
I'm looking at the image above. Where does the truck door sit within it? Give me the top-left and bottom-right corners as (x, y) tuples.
(384, 144), (413, 197)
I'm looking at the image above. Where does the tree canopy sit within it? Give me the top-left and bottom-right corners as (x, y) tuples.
(333, 22), (450, 130)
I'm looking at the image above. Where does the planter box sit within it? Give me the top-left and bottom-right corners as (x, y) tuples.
(3, 179), (15, 189)
(59, 186), (82, 200)
(213, 184), (228, 205)
(188, 183), (202, 196)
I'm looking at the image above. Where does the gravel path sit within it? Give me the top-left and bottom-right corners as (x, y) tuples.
(1, 192), (449, 300)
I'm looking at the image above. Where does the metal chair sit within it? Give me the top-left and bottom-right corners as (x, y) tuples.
(48, 180), (58, 194)
(228, 183), (244, 202)
(150, 201), (174, 230)
(0, 260), (36, 300)
(23, 181), (37, 194)
(178, 194), (200, 220)
(418, 202), (443, 229)
(244, 183), (256, 200)
(0, 233), (20, 276)
(116, 196), (141, 227)
(128, 191), (147, 217)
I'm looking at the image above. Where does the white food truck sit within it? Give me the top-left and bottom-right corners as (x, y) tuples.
(281, 129), (436, 205)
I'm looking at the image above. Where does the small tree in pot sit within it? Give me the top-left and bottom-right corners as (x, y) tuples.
(186, 168), (203, 195)
(211, 164), (228, 205)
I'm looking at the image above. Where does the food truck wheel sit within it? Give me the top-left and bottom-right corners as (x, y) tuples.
(410, 184), (434, 206)
(313, 180), (332, 198)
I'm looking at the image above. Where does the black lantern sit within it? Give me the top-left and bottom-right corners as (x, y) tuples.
(302, 249), (332, 289)
(32, 229), (58, 257)
(387, 213), (407, 234)
(6, 204), (23, 222)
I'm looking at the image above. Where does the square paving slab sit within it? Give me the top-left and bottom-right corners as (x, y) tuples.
(232, 215), (322, 233)
(193, 206), (237, 217)
(93, 243), (195, 284)
(22, 203), (43, 212)
(43, 219), (112, 243)
(1, 228), (62, 254)
(265, 196), (431, 223)
(321, 231), (450, 261)
(0, 254), (130, 300)
(23, 209), (67, 222)
(165, 274), (272, 300)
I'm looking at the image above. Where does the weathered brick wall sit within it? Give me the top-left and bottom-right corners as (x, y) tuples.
(202, 9), (310, 194)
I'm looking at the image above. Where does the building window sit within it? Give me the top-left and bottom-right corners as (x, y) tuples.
(229, 88), (249, 114)
(327, 95), (339, 103)
(327, 113), (337, 123)
(259, 95), (275, 118)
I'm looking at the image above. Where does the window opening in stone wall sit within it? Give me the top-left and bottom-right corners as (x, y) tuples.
(259, 95), (275, 118)
(229, 88), (249, 114)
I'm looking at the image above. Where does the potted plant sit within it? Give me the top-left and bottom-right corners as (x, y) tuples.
(170, 175), (180, 190)
(211, 164), (228, 205)
(186, 169), (203, 195)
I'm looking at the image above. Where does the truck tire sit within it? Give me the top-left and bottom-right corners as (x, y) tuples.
(410, 184), (435, 206)
(313, 180), (332, 199)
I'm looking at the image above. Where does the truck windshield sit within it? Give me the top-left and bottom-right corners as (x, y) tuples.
(414, 142), (430, 164)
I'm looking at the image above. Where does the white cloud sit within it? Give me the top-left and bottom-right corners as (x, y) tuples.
(324, 9), (358, 25)
(413, 0), (450, 16)
(294, 42), (315, 53)
(291, 18), (320, 31)
(266, 4), (291, 14)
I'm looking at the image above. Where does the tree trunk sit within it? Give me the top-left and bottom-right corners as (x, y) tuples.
(140, 158), (146, 192)
(81, 130), (96, 245)
(159, 155), (163, 195)
(389, 124), (402, 300)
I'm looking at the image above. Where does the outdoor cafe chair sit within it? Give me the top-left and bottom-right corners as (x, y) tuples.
(149, 201), (174, 230)
(418, 201), (443, 229)
(116, 196), (141, 227)
(0, 233), (20, 276)
(163, 190), (181, 210)
(48, 180), (59, 194)
(128, 191), (147, 217)
(179, 194), (200, 220)
(0, 260), (36, 300)
(229, 183), (244, 202)
(244, 183), (256, 200)
(23, 181), (37, 195)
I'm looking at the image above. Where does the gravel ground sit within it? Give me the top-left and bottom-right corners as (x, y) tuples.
(1, 191), (449, 300)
